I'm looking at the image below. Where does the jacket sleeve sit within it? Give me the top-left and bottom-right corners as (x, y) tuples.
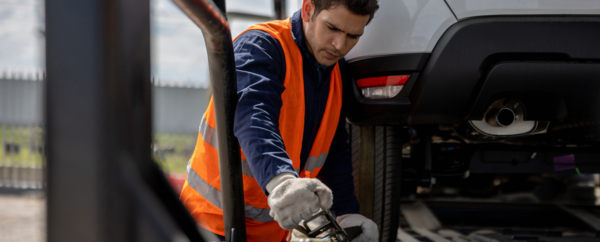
(232, 30), (298, 195)
(316, 59), (359, 216)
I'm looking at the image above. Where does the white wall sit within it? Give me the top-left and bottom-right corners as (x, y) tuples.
(0, 77), (43, 126)
(153, 85), (210, 134)
(0, 77), (210, 134)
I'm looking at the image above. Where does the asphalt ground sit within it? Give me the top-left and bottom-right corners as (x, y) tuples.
(0, 189), (45, 242)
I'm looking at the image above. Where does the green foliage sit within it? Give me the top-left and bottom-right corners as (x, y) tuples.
(0, 124), (44, 167)
(153, 132), (197, 174)
(0, 125), (196, 174)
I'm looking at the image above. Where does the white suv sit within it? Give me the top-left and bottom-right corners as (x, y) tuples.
(343, 1), (600, 241)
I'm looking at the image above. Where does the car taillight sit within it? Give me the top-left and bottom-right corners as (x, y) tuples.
(356, 75), (409, 99)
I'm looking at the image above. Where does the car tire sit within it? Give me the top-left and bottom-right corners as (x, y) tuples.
(348, 124), (402, 242)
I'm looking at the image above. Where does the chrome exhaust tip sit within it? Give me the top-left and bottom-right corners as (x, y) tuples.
(469, 99), (544, 137)
(486, 108), (516, 127)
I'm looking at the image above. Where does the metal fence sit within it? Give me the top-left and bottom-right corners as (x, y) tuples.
(0, 73), (45, 189)
(0, 124), (45, 189)
(0, 73), (208, 188)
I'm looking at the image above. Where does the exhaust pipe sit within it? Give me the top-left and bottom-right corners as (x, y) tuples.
(470, 99), (538, 136)
(485, 108), (516, 127)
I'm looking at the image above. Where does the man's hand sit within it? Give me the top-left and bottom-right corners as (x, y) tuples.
(267, 175), (333, 230)
(336, 214), (378, 242)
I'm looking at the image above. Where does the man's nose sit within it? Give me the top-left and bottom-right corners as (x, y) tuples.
(332, 34), (345, 51)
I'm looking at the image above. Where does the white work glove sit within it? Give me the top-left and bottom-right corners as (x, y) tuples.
(336, 214), (378, 242)
(267, 173), (333, 230)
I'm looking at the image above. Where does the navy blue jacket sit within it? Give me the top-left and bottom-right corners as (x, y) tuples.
(232, 10), (359, 216)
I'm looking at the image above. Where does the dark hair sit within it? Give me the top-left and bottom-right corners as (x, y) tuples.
(312, 0), (379, 24)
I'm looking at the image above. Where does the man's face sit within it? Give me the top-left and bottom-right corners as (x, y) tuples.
(302, 2), (370, 66)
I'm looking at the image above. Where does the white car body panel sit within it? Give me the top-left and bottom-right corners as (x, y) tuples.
(345, 0), (600, 63)
(345, 0), (456, 62)
(446, 0), (600, 20)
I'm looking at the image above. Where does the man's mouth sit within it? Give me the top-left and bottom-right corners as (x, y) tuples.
(324, 50), (339, 59)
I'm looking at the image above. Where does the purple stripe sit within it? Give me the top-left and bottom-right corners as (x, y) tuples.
(554, 154), (575, 171)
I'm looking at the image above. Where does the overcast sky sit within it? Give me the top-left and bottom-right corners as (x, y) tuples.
(0, 0), (44, 77)
(0, 0), (301, 86)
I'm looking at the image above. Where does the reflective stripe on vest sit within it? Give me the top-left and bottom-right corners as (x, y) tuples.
(304, 153), (329, 172)
(180, 18), (343, 242)
(185, 161), (274, 223)
(199, 117), (218, 150)
(199, 116), (301, 178)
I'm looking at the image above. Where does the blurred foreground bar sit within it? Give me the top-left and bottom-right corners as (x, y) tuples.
(46, 0), (208, 241)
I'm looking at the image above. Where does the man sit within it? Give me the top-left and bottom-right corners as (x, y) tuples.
(180, 0), (380, 241)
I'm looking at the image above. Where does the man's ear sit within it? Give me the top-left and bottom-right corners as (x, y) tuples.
(301, 0), (313, 22)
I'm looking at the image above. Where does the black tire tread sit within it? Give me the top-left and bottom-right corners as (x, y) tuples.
(348, 124), (361, 198)
(350, 124), (402, 242)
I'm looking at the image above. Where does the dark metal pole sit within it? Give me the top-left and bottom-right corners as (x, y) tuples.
(46, 1), (107, 240)
(46, 0), (152, 240)
(170, 0), (246, 241)
(280, 0), (286, 19)
(214, 0), (227, 20)
(47, 0), (216, 241)
(277, 0), (286, 19)
(273, 0), (284, 20)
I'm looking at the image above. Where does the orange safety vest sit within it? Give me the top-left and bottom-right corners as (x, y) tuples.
(179, 18), (343, 242)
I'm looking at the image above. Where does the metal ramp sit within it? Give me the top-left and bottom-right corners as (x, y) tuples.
(396, 201), (600, 242)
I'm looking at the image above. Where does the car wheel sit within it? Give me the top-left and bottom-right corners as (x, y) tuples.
(348, 124), (402, 242)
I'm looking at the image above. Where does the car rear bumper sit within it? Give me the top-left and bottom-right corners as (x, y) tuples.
(345, 15), (600, 126)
